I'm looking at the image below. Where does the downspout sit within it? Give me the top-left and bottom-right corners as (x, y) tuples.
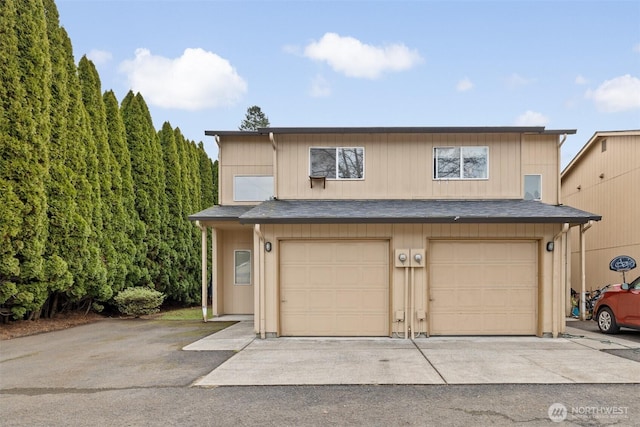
(254, 224), (266, 339)
(580, 220), (595, 320)
(196, 221), (208, 322)
(557, 134), (567, 205)
(214, 134), (221, 153)
(269, 132), (278, 199)
(552, 223), (569, 337)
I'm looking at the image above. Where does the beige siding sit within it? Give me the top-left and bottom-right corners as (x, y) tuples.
(220, 229), (254, 314)
(257, 223), (562, 337)
(215, 131), (560, 203)
(219, 136), (273, 205)
(276, 133), (530, 200)
(562, 132), (640, 291)
(522, 134), (560, 204)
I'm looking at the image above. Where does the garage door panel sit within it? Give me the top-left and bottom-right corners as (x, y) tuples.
(430, 241), (538, 336)
(280, 240), (389, 336)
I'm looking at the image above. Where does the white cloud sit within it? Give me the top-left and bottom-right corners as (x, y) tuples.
(456, 77), (474, 92)
(303, 32), (422, 79)
(514, 110), (549, 126)
(87, 49), (112, 65)
(506, 73), (535, 88)
(574, 74), (588, 85)
(119, 48), (247, 110)
(585, 74), (640, 112)
(310, 75), (331, 98)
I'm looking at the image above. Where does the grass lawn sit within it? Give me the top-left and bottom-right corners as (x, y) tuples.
(158, 306), (209, 321)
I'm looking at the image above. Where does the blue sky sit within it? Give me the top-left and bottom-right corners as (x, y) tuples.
(57, 0), (640, 166)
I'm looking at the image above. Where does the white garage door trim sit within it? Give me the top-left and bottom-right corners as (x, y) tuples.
(279, 240), (390, 336)
(428, 240), (538, 336)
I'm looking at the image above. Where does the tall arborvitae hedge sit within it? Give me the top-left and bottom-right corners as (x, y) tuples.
(0, 0), (218, 319)
(0, 0), (52, 319)
(103, 90), (146, 289)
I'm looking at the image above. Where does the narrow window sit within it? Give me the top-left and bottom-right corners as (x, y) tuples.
(524, 175), (542, 200)
(601, 139), (607, 152)
(234, 250), (251, 285)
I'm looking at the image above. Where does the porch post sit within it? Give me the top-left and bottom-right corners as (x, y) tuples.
(579, 221), (594, 320)
(198, 221), (208, 322)
(211, 227), (218, 317)
(580, 225), (587, 320)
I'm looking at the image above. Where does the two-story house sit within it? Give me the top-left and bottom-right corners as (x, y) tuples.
(190, 127), (600, 338)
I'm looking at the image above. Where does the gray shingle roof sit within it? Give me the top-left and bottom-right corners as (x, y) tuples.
(188, 205), (255, 221)
(235, 199), (600, 224)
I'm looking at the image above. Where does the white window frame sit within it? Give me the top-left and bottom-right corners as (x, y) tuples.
(233, 175), (274, 202)
(309, 147), (365, 180)
(234, 250), (251, 286)
(433, 146), (489, 180)
(524, 174), (542, 201)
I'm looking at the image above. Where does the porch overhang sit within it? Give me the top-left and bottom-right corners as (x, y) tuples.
(237, 199), (601, 225)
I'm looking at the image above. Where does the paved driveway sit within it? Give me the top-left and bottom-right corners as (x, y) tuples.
(189, 321), (640, 386)
(2, 318), (639, 426)
(1, 318), (234, 390)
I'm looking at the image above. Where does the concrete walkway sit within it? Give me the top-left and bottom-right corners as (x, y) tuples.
(185, 318), (640, 386)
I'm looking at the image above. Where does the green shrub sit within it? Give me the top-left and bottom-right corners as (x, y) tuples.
(114, 287), (165, 317)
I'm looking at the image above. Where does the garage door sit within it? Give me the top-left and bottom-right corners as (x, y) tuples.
(280, 240), (389, 336)
(429, 240), (538, 335)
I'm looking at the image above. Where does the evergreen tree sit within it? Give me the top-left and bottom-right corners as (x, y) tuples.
(159, 123), (194, 302)
(104, 90), (145, 288)
(121, 91), (170, 290)
(41, 0), (82, 316)
(63, 36), (108, 305)
(0, 0), (52, 319)
(212, 160), (219, 205)
(238, 105), (270, 131)
(175, 132), (202, 294)
(79, 56), (132, 303)
(198, 142), (215, 208)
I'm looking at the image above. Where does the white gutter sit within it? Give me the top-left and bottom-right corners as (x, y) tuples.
(269, 132), (278, 199)
(580, 220), (595, 320)
(552, 223), (569, 337)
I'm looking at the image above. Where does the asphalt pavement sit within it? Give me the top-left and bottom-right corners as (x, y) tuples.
(1, 318), (639, 426)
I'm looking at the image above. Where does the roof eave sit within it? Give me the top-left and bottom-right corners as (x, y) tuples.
(239, 216), (600, 225)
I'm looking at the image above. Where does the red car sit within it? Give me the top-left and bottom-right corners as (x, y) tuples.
(594, 275), (640, 334)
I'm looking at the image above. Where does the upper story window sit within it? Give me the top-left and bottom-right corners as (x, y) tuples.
(433, 146), (488, 180)
(234, 176), (274, 201)
(524, 174), (541, 200)
(310, 147), (364, 180)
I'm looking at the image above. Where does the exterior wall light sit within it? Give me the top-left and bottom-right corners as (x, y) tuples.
(546, 242), (554, 252)
(265, 242), (272, 252)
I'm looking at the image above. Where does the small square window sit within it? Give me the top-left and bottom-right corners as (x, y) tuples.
(234, 250), (251, 285)
(524, 175), (541, 200)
